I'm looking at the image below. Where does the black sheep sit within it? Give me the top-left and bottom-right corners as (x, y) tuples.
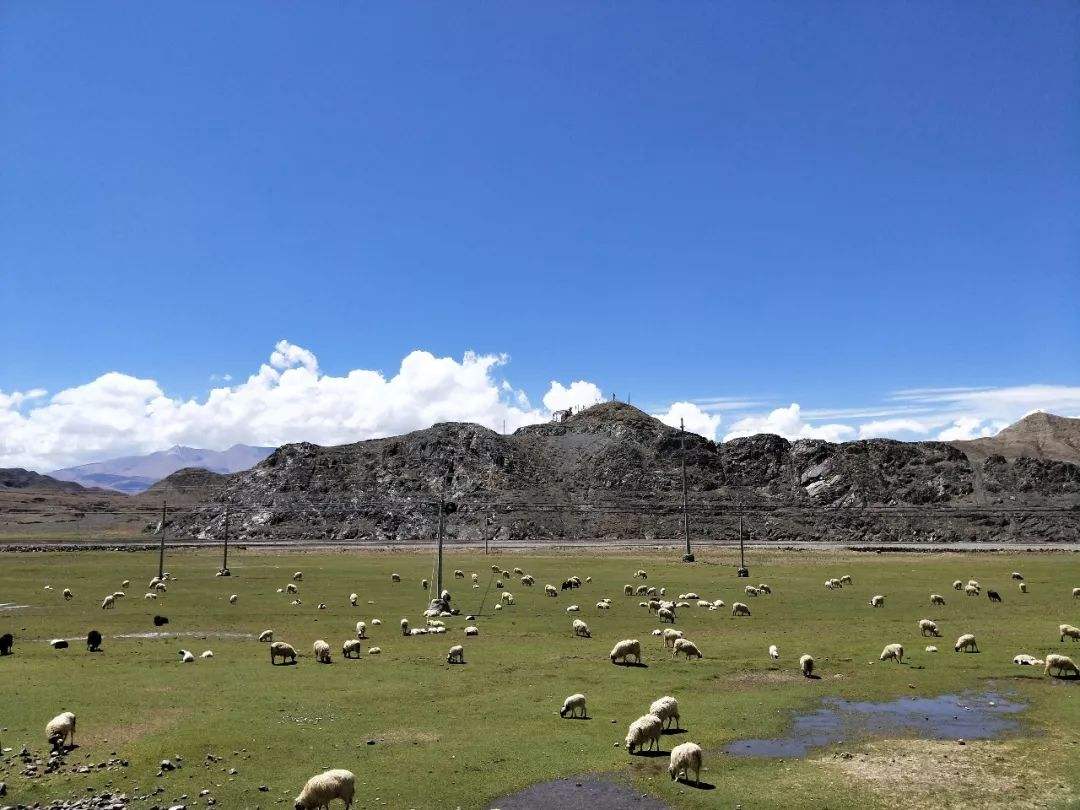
(987, 590), (1002, 603)
(86, 630), (103, 651)
(51, 639), (69, 649)
(153, 615), (169, 627)
(0, 632), (13, 655)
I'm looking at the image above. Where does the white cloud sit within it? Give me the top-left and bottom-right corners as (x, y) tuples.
(652, 402), (722, 440)
(935, 417), (1009, 442)
(724, 403), (855, 443)
(0, 341), (606, 471)
(857, 418), (932, 438)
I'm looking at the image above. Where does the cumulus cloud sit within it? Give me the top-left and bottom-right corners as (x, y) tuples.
(0, 341), (605, 471)
(652, 401), (722, 440)
(935, 417), (1010, 441)
(857, 418), (932, 439)
(723, 403), (855, 443)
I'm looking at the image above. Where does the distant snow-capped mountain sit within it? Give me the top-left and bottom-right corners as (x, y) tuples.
(50, 444), (275, 494)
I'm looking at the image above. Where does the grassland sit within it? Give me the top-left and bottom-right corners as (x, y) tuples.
(0, 548), (1078, 809)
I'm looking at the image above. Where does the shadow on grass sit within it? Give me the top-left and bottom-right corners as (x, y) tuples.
(675, 778), (715, 790)
(614, 661), (648, 668)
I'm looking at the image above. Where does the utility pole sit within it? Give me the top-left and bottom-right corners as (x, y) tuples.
(436, 499), (445, 597)
(680, 419), (693, 561)
(157, 500), (167, 579)
(221, 506), (230, 574)
(736, 515), (749, 577)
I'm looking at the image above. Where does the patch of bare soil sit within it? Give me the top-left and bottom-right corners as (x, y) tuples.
(815, 738), (1074, 809)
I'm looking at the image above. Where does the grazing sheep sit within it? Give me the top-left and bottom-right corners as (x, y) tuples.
(732, 602), (751, 617)
(954, 633), (979, 653)
(636, 585), (649, 596)
(259, 630), (273, 643)
(610, 639), (642, 665)
(769, 644), (780, 660)
(1011, 572), (1024, 581)
(0, 633), (12, 655)
(494, 604), (503, 612)
(421, 579), (429, 591)
(521, 575), (535, 586)
(229, 594), (238, 604)
(953, 580), (963, 590)
(625, 713), (663, 754)
(560, 693), (586, 718)
(144, 593), (156, 600)
(349, 593), (358, 606)
(879, 643), (904, 663)
(919, 619), (941, 637)
(658, 607), (676, 624)
(546, 585), (558, 597)
(270, 641), (297, 665)
(839, 575), (852, 585)
(634, 569), (648, 579)
(572, 619), (591, 638)
(712, 599), (725, 609)
(673, 638), (702, 660)
(179, 649), (195, 663)
(50, 639), (69, 649)
(447, 644), (465, 664)
(800, 654), (815, 677)
(201, 650), (213, 659)
(292, 571), (303, 581)
(45, 711), (76, 751)
(1073, 587), (1080, 599)
(513, 567), (524, 575)
(758, 584), (772, 594)
(356, 622), (367, 640)
(496, 580), (505, 590)
(1013, 654), (1044, 666)
(154, 582), (166, 592)
(101, 595), (116, 610)
(368, 646), (381, 655)
(987, 590), (1002, 603)
(313, 640), (332, 663)
(63, 588), (73, 601)
(1019, 582), (1028, 593)
(744, 586), (759, 597)
(869, 595), (885, 607)
(650, 695), (680, 729)
(662, 628), (684, 648)
(597, 601), (611, 610)
(465, 626), (479, 636)
(930, 594), (946, 606)
(668, 741), (703, 785)
(504, 570), (514, 580)
(501, 592), (515, 605)
(1060, 624), (1080, 642)
(1044, 654), (1079, 678)
(121, 579), (130, 587)
(965, 584), (979, 597)
(391, 573), (401, 582)
(925, 646), (938, 653)
(86, 630), (102, 651)
(293, 768), (355, 809)
(454, 569), (465, 579)
(399, 619), (410, 637)
(286, 584), (299, 594)
(342, 639), (362, 659)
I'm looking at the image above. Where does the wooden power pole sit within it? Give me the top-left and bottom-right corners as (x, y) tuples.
(680, 419), (693, 561)
(157, 500), (167, 579)
(436, 499), (445, 597)
(221, 506), (230, 573)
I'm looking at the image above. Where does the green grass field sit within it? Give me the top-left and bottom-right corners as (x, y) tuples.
(1, 548), (1078, 809)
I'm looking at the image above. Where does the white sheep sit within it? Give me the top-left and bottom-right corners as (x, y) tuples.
(610, 638), (642, 665)
(179, 649), (195, 663)
(1073, 587), (1080, 599)
(455, 569), (465, 578)
(650, 695), (680, 729)
(572, 619), (591, 638)
(465, 626), (479, 636)
(317, 603), (328, 611)
(501, 592), (515, 605)
(521, 575), (535, 586)
(869, 595), (885, 607)
(732, 602), (751, 617)
(930, 594), (946, 605)
(293, 768), (355, 809)
(144, 592), (156, 600)
(101, 595), (116, 610)
(63, 588), (73, 601)
(668, 741), (703, 784)
(879, 643), (904, 663)
(229, 594), (238, 604)
(954, 633), (979, 653)
(1011, 571), (1024, 581)
(919, 619), (941, 637)
(964, 584), (979, 597)
(121, 579), (130, 587)
(1019, 582), (1028, 593)
(560, 693), (586, 718)
(259, 630), (273, 643)
(349, 593), (358, 606)
(1013, 654), (1044, 666)
(800, 654), (815, 677)
(371, 618), (381, 626)
(342, 639), (362, 659)
(368, 646), (381, 655)
(270, 641), (296, 664)
(712, 599), (725, 609)
(758, 583), (772, 594)
(201, 650), (213, 659)
(45, 711), (76, 751)
(839, 575), (852, 585)
(1061, 624), (1080, 642)
(953, 579), (963, 590)
(447, 644), (465, 663)
(286, 583), (299, 594)
(744, 586), (759, 597)
(769, 644), (780, 660)
(624, 713), (663, 754)
(546, 584), (558, 597)
(672, 638), (702, 660)
(292, 571), (303, 581)
(355, 621), (367, 640)
(925, 645), (938, 653)
(1044, 654), (1079, 677)
(597, 601), (611, 610)
(313, 639), (332, 664)
(566, 604), (581, 613)
(662, 628), (684, 648)
(391, 573), (401, 582)
(657, 607), (676, 623)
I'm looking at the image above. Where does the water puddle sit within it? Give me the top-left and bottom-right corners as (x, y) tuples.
(115, 630), (255, 640)
(490, 776), (669, 810)
(0, 602), (30, 611)
(727, 691), (1025, 758)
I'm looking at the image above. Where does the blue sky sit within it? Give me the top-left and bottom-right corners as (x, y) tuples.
(2, 3), (1079, 469)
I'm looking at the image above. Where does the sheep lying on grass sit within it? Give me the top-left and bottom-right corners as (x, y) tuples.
(1044, 654), (1078, 678)
(368, 647), (381, 655)
(294, 768), (355, 809)
(1013, 654), (1044, 666)
(572, 619), (591, 638)
(179, 649), (195, 663)
(668, 741), (703, 784)
(800, 654), (815, 677)
(879, 643), (904, 663)
(610, 639), (642, 665)
(560, 693), (586, 718)
(270, 641), (296, 665)
(313, 640), (332, 663)
(45, 711), (76, 752)
(625, 714), (663, 754)
(650, 696), (680, 729)
(1060, 624), (1080, 643)
(954, 633), (979, 653)
(465, 626), (479, 636)
(869, 595), (885, 607)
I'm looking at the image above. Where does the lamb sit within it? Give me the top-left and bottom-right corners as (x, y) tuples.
(229, 594), (238, 604)
(732, 602), (751, 616)
(0, 633), (12, 655)
(624, 713), (663, 754)
(879, 643), (904, 663)
(800, 654), (815, 677)
(447, 645), (465, 664)
(1019, 582), (1028, 593)
(610, 639), (642, 665)
(465, 626), (479, 636)
(668, 741), (703, 785)
(1013, 654), (1044, 666)
(572, 619), (591, 638)
(342, 639), (362, 659)
(662, 628), (684, 648)
(650, 695), (680, 729)
(45, 711), (76, 751)
(179, 649), (195, 663)
(356, 622), (367, 640)
(930, 594), (946, 606)
(293, 768), (355, 809)
(349, 593), (358, 606)
(259, 630), (273, 643)
(545, 585), (558, 597)
(560, 693), (587, 718)
(657, 607), (676, 623)
(270, 641), (297, 665)
(954, 633), (979, 653)
(391, 573), (401, 582)
(101, 595), (116, 610)
(292, 571), (303, 581)
(1044, 653), (1079, 678)
(919, 619), (941, 637)
(63, 588), (73, 601)
(86, 630), (102, 651)
(769, 644), (780, 660)
(1060, 624), (1080, 642)
(672, 638), (702, 660)
(869, 595), (885, 607)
